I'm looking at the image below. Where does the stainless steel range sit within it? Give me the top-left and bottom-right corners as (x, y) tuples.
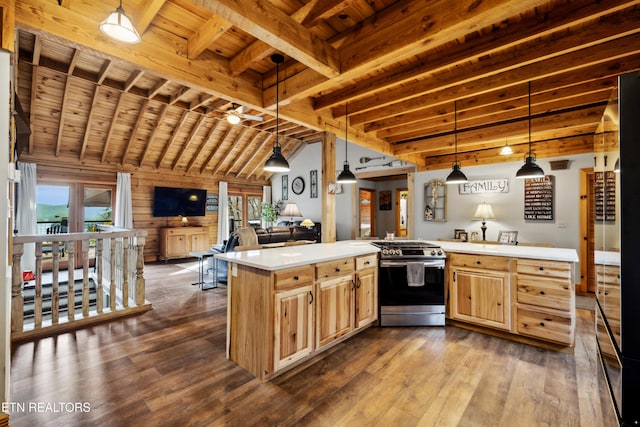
(372, 240), (446, 326)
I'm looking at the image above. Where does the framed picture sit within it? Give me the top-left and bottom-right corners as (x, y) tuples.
(379, 191), (392, 210)
(328, 182), (343, 194)
(282, 175), (288, 200)
(310, 170), (318, 198)
(498, 230), (518, 245)
(454, 229), (466, 239)
(469, 231), (480, 241)
(458, 232), (468, 242)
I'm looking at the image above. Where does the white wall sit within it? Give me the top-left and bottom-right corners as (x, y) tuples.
(413, 154), (592, 252)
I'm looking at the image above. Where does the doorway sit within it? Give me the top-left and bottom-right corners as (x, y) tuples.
(396, 188), (408, 238)
(359, 188), (376, 238)
(579, 168), (596, 294)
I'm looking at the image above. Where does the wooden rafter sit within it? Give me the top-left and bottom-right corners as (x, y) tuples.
(186, 118), (222, 173)
(156, 110), (190, 168)
(124, 70), (144, 92)
(172, 114), (206, 170)
(79, 84), (102, 161)
(237, 133), (273, 178)
(211, 127), (248, 176)
(140, 103), (169, 167)
(199, 125), (234, 174)
(131, 0), (167, 35)
(121, 98), (150, 165)
(188, 14), (230, 59)
(101, 92), (126, 163)
(225, 130), (263, 176)
(54, 75), (74, 157)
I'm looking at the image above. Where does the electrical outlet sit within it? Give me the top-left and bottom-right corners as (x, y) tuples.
(558, 221), (568, 228)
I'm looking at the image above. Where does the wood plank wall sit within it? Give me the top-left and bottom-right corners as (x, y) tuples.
(25, 160), (267, 262)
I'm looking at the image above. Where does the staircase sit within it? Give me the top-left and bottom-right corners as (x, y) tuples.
(22, 277), (98, 322)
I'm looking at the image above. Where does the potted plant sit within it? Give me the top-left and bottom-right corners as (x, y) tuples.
(261, 202), (280, 228)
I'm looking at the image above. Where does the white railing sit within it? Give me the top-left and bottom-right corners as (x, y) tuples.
(11, 228), (150, 341)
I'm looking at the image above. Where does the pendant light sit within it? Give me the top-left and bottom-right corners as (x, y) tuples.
(99, 0), (141, 44)
(264, 54), (290, 172)
(446, 100), (468, 184)
(336, 103), (357, 184)
(499, 138), (513, 155)
(516, 82), (545, 179)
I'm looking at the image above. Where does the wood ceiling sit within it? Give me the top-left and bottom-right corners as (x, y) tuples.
(13, 0), (640, 181)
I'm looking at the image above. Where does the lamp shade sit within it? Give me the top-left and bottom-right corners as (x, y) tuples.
(516, 156), (544, 179)
(99, 2), (141, 44)
(281, 203), (302, 218)
(264, 145), (290, 172)
(336, 161), (357, 183)
(472, 203), (496, 221)
(499, 143), (513, 155)
(300, 219), (315, 227)
(446, 163), (468, 184)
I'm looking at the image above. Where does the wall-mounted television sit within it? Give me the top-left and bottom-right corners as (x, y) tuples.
(153, 186), (207, 217)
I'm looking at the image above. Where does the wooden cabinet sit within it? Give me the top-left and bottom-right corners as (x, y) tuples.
(228, 253), (378, 381)
(449, 253), (512, 331)
(595, 264), (620, 346)
(274, 266), (314, 371)
(516, 259), (575, 345)
(355, 254), (378, 329)
(159, 227), (209, 261)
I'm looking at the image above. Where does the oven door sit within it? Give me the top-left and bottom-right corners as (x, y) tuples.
(378, 259), (445, 306)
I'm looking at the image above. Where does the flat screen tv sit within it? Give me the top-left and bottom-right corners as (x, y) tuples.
(153, 186), (207, 217)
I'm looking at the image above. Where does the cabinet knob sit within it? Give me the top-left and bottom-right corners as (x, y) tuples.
(335, 267), (340, 272)
(540, 291), (545, 295)
(364, 261), (370, 265)
(476, 261), (481, 265)
(539, 267), (544, 271)
(293, 275), (299, 280)
(539, 322), (545, 327)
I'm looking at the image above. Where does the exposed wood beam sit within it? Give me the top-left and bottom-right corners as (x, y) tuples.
(132, 0), (166, 35)
(186, 118), (220, 173)
(96, 59), (112, 85)
(31, 33), (41, 65)
(300, 0), (349, 28)
(238, 133), (273, 178)
(27, 65), (39, 154)
(193, 0), (340, 78)
(169, 86), (193, 105)
(212, 127), (249, 176)
(79, 84), (102, 161)
(67, 48), (80, 75)
(190, 94), (213, 111)
(124, 69), (144, 92)
(157, 110), (190, 168)
(121, 98), (150, 165)
(1, 0), (15, 51)
(140, 103), (168, 167)
(147, 78), (168, 99)
(54, 75), (74, 157)
(225, 129), (262, 176)
(200, 125), (233, 174)
(101, 92), (126, 163)
(188, 15), (230, 59)
(172, 114), (206, 170)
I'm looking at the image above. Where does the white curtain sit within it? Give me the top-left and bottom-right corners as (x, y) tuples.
(16, 162), (37, 272)
(115, 172), (133, 229)
(217, 181), (229, 244)
(262, 185), (272, 228)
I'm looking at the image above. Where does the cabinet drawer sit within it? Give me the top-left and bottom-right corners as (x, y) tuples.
(274, 266), (314, 290)
(517, 276), (573, 311)
(596, 265), (620, 285)
(356, 254), (377, 271)
(517, 304), (574, 345)
(517, 259), (571, 280)
(316, 258), (355, 280)
(449, 253), (511, 271)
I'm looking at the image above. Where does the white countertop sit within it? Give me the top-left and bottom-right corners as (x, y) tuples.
(432, 241), (579, 262)
(594, 250), (620, 266)
(214, 241), (379, 271)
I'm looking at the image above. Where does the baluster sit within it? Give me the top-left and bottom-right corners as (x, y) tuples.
(66, 240), (76, 321)
(135, 234), (146, 307)
(51, 243), (60, 324)
(122, 237), (129, 308)
(34, 242), (43, 328)
(11, 243), (24, 333)
(82, 239), (89, 318)
(110, 237), (116, 311)
(96, 238), (103, 314)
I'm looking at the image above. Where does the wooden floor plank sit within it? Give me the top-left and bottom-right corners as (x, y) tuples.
(9, 261), (618, 426)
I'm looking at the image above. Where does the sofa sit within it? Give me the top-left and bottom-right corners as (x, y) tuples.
(207, 223), (321, 285)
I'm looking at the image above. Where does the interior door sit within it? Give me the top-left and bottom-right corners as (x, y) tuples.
(359, 188), (375, 238)
(396, 188), (408, 237)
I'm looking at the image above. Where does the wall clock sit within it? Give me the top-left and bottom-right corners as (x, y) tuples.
(292, 176), (305, 195)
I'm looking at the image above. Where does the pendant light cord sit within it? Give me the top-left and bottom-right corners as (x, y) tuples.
(275, 61), (279, 149)
(454, 100), (458, 164)
(345, 102), (348, 160)
(528, 81), (532, 157)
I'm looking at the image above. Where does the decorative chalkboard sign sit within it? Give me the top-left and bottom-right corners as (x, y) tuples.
(524, 175), (554, 220)
(595, 171), (616, 221)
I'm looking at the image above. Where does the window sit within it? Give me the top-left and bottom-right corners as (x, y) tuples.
(228, 187), (263, 232)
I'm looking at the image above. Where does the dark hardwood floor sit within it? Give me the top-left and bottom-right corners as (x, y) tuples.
(10, 262), (618, 426)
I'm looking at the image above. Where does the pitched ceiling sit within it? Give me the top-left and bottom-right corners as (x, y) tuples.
(14, 0), (640, 180)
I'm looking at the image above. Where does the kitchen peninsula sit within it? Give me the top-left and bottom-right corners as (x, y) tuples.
(215, 241), (379, 381)
(435, 241), (579, 348)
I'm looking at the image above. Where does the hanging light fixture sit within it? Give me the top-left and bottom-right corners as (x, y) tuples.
(446, 100), (468, 184)
(499, 138), (513, 155)
(614, 157), (620, 173)
(264, 54), (290, 172)
(516, 82), (545, 179)
(336, 102), (357, 184)
(99, 0), (141, 44)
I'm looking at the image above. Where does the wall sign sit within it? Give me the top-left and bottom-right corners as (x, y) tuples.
(458, 179), (509, 194)
(594, 171), (616, 221)
(524, 175), (554, 220)
(206, 193), (218, 212)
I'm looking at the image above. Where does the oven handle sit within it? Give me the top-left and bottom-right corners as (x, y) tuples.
(379, 260), (445, 269)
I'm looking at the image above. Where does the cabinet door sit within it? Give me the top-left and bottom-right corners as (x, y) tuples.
(355, 267), (377, 328)
(274, 284), (314, 371)
(190, 232), (209, 252)
(166, 234), (188, 257)
(450, 267), (511, 331)
(316, 275), (354, 348)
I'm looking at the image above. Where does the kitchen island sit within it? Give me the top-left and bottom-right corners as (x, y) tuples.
(434, 241), (579, 348)
(215, 241), (379, 380)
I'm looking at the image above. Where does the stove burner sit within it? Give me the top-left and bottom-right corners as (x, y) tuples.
(372, 240), (445, 260)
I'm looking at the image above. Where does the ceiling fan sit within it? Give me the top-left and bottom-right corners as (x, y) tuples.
(224, 103), (264, 124)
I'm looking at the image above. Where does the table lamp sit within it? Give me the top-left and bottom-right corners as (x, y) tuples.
(300, 219), (315, 228)
(472, 202), (496, 241)
(281, 203), (303, 240)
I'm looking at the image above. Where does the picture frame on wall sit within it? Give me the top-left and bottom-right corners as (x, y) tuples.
(379, 191), (392, 210)
(282, 175), (288, 200)
(454, 229), (466, 239)
(310, 170), (318, 198)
